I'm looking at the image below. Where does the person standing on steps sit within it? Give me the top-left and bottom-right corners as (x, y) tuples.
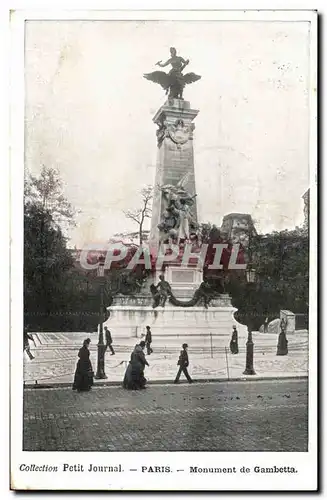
(104, 326), (115, 355)
(174, 343), (193, 384)
(145, 325), (153, 355)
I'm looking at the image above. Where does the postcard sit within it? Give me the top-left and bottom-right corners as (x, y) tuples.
(10, 5), (317, 492)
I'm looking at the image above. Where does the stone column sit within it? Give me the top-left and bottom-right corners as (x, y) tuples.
(149, 98), (199, 248)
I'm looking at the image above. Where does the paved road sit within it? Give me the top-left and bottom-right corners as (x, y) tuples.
(23, 379), (308, 452)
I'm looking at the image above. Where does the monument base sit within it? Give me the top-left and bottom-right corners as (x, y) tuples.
(103, 294), (247, 347)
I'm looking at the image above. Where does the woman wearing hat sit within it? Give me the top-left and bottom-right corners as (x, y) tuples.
(123, 341), (149, 390)
(72, 338), (94, 392)
(174, 343), (193, 384)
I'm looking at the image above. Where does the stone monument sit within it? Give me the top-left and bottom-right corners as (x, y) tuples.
(149, 98), (201, 298)
(103, 50), (247, 345)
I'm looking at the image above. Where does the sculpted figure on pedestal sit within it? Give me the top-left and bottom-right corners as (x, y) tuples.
(144, 47), (201, 99)
(158, 173), (198, 243)
(150, 274), (172, 308)
(150, 275), (218, 309)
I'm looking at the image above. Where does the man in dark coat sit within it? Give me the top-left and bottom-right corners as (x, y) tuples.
(104, 326), (115, 355)
(174, 343), (193, 384)
(145, 325), (153, 355)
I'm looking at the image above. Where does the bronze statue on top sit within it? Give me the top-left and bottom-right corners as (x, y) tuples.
(144, 47), (201, 99)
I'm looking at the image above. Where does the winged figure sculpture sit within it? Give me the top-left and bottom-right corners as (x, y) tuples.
(144, 47), (201, 99)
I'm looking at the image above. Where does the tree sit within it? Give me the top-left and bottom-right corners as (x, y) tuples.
(253, 228), (309, 314)
(230, 227), (309, 330)
(24, 201), (116, 332)
(24, 167), (87, 330)
(123, 185), (153, 244)
(25, 166), (77, 231)
(24, 201), (75, 329)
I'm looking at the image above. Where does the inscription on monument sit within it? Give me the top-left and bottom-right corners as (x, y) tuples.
(172, 269), (195, 284)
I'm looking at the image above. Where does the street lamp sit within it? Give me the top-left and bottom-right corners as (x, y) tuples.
(246, 267), (256, 284)
(243, 265), (256, 376)
(95, 254), (107, 380)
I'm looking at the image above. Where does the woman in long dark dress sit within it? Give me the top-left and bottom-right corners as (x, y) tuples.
(229, 326), (239, 354)
(72, 338), (94, 391)
(123, 341), (149, 390)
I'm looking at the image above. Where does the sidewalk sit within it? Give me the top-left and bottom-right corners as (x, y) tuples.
(24, 338), (308, 386)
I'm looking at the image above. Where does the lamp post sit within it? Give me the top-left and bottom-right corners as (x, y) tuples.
(243, 266), (256, 376)
(95, 255), (107, 380)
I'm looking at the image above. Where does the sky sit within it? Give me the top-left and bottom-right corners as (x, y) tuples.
(24, 19), (311, 248)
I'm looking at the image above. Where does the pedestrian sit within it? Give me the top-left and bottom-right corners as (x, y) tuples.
(229, 326), (239, 354)
(72, 338), (94, 392)
(104, 326), (115, 355)
(174, 343), (193, 384)
(145, 325), (153, 355)
(277, 320), (288, 356)
(24, 327), (35, 360)
(123, 341), (149, 390)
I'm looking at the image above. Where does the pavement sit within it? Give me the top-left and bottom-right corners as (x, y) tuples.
(24, 331), (308, 386)
(23, 379), (308, 452)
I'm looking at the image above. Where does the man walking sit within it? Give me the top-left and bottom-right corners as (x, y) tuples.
(145, 325), (153, 355)
(104, 327), (115, 355)
(174, 343), (193, 384)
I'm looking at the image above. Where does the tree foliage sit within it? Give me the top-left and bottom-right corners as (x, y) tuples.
(24, 167), (105, 331)
(24, 201), (74, 329)
(24, 203), (114, 332)
(25, 166), (77, 231)
(230, 228), (309, 330)
(24, 170), (145, 331)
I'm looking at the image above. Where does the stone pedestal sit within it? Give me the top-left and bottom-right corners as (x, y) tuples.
(104, 294), (247, 346)
(280, 310), (296, 334)
(154, 265), (203, 299)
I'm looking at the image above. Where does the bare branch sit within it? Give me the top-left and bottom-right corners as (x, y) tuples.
(123, 210), (142, 225)
(123, 185), (153, 244)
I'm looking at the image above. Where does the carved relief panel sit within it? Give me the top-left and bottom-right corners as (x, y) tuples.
(156, 117), (194, 147)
